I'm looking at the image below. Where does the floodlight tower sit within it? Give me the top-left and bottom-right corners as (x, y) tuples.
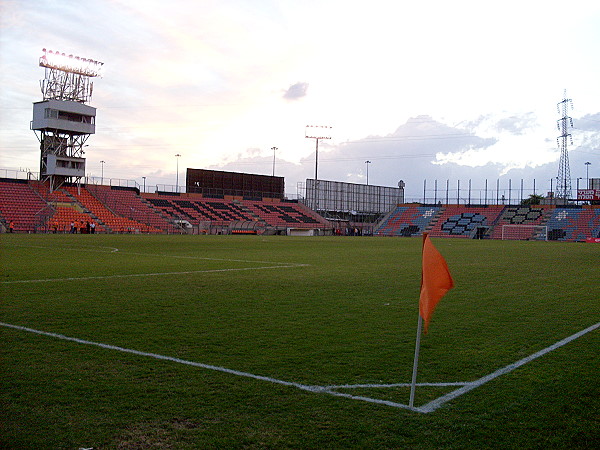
(556, 90), (574, 201)
(305, 125), (332, 211)
(31, 49), (103, 191)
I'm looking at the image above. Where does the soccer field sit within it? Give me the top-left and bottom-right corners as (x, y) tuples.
(1, 234), (598, 448)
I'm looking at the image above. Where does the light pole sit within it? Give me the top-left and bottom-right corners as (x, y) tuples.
(365, 160), (371, 185)
(100, 160), (105, 185)
(175, 154), (181, 193)
(585, 161), (591, 188)
(142, 176), (146, 194)
(271, 147), (277, 177)
(305, 125), (332, 211)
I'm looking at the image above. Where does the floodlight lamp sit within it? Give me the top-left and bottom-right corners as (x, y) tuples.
(40, 48), (104, 77)
(305, 125), (332, 140)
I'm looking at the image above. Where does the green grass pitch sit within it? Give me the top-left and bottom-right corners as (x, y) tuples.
(1, 234), (598, 448)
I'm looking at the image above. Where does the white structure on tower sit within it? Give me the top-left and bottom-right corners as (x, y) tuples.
(31, 49), (103, 191)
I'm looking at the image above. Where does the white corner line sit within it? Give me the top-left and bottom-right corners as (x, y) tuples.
(324, 382), (470, 389)
(418, 321), (600, 413)
(0, 321), (418, 411)
(0, 321), (319, 390)
(1, 321), (597, 414)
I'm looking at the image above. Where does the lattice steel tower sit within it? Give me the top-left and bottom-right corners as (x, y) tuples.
(31, 49), (103, 191)
(556, 90), (574, 201)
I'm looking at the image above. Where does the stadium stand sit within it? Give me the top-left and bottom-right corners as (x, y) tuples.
(374, 205), (440, 236)
(429, 205), (504, 238)
(176, 198), (253, 225)
(0, 179), (48, 232)
(145, 193), (329, 229)
(88, 185), (171, 232)
(144, 195), (252, 226)
(27, 182), (100, 233)
(30, 181), (66, 203)
(3, 177), (600, 239)
(50, 206), (106, 233)
(546, 206), (600, 241)
(243, 200), (327, 228)
(585, 206), (600, 239)
(488, 205), (553, 240)
(63, 186), (163, 233)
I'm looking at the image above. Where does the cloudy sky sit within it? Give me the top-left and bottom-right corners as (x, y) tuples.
(1, 0), (599, 200)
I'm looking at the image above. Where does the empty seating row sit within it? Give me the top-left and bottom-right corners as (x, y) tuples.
(0, 180), (48, 232)
(545, 207), (600, 241)
(488, 206), (551, 240)
(49, 206), (106, 233)
(1, 180), (330, 233)
(88, 185), (171, 231)
(244, 201), (326, 228)
(145, 196), (255, 226)
(3, 179), (600, 239)
(375, 205), (441, 236)
(373, 204), (600, 241)
(62, 186), (163, 233)
(429, 205), (505, 238)
(144, 195), (329, 229)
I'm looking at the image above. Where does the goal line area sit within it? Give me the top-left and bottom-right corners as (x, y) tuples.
(501, 224), (548, 241)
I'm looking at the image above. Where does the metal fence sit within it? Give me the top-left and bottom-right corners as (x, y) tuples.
(407, 178), (595, 205)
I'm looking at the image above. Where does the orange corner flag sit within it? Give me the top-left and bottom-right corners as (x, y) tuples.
(419, 233), (454, 333)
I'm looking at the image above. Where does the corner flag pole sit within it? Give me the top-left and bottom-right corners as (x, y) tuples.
(409, 232), (454, 408)
(409, 315), (423, 408)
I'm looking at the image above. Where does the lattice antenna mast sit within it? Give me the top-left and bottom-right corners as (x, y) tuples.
(556, 89), (574, 201)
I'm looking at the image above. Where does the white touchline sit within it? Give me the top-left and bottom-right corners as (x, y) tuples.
(1, 321), (597, 413)
(0, 321), (419, 411)
(0, 321), (322, 392)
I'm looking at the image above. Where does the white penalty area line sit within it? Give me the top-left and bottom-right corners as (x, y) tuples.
(5, 243), (299, 266)
(0, 264), (308, 284)
(1, 321), (597, 413)
(2, 243), (308, 284)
